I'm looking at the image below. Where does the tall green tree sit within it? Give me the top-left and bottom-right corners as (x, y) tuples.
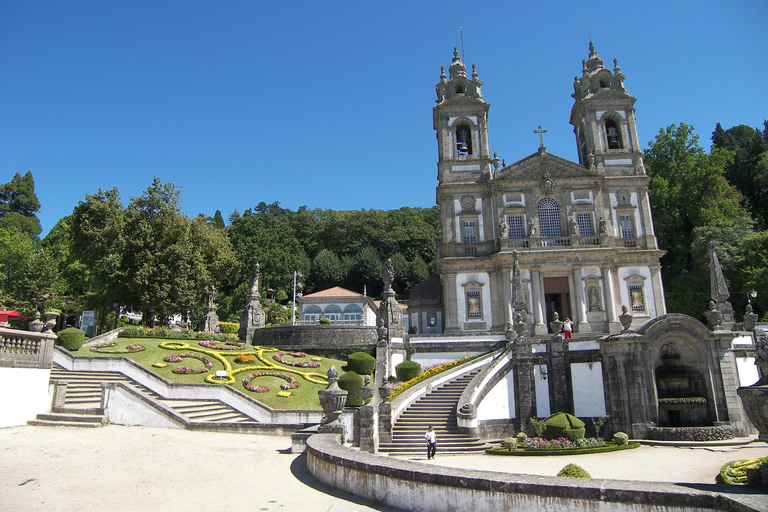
(0, 171), (42, 237)
(70, 188), (127, 319)
(645, 123), (754, 317)
(712, 122), (768, 227)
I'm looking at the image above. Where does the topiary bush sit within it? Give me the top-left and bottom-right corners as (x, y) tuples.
(338, 371), (364, 407)
(395, 360), (422, 382)
(501, 437), (518, 451)
(613, 432), (629, 446)
(516, 432), (528, 442)
(557, 464), (591, 478)
(347, 352), (376, 375)
(541, 412), (586, 441)
(319, 317), (331, 325)
(217, 322), (239, 334)
(56, 327), (86, 351)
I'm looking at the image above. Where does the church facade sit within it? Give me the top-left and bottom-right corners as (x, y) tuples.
(420, 45), (666, 336)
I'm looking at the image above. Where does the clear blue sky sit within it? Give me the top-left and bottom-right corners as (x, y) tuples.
(1, 1), (766, 236)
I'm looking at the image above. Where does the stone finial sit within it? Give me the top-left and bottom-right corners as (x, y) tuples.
(550, 311), (563, 335)
(382, 258), (395, 293)
(613, 58), (621, 74)
(472, 63), (478, 81)
(709, 242), (730, 302)
(440, 66), (446, 82)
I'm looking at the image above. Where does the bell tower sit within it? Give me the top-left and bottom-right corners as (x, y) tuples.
(570, 42), (645, 176)
(434, 48), (492, 184)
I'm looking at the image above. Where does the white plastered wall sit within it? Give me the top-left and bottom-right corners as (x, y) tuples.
(570, 362), (607, 417)
(477, 370), (516, 420)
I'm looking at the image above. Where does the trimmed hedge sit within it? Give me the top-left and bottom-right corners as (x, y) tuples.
(339, 371), (364, 407)
(541, 412), (585, 441)
(486, 442), (640, 457)
(613, 432), (629, 446)
(558, 464), (591, 478)
(56, 327), (86, 351)
(347, 352), (376, 375)
(217, 322), (239, 334)
(395, 360), (422, 382)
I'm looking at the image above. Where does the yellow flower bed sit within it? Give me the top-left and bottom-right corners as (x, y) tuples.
(720, 456), (767, 485)
(389, 356), (476, 401)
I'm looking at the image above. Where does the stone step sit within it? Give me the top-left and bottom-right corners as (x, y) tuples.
(27, 419), (104, 428)
(34, 412), (107, 424)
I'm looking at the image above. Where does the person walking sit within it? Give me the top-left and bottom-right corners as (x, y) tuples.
(425, 425), (437, 460)
(563, 317), (573, 339)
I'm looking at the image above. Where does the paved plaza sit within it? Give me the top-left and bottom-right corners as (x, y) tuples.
(1, 425), (766, 511)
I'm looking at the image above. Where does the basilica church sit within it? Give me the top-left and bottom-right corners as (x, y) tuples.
(410, 44), (666, 336)
(400, 45), (757, 441)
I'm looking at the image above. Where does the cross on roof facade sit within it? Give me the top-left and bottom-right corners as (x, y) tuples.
(534, 125), (547, 148)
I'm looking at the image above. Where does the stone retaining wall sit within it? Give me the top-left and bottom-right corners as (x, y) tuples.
(250, 325), (376, 350)
(306, 433), (767, 512)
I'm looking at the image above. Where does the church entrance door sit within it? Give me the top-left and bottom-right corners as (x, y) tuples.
(543, 277), (571, 331)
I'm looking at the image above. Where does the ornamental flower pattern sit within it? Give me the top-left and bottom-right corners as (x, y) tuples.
(90, 342), (146, 354)
(273, 351), (321, 368)
(163, 353), (213, 374)
(199, 339), (246, 350)
(242, 371), (299, 392)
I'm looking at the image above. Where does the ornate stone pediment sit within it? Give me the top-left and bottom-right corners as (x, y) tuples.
(494, 151), (600, 182)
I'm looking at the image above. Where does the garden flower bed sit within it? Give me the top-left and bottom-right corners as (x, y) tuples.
(486, 437), (640, 456)
(71, 337), (341, 410)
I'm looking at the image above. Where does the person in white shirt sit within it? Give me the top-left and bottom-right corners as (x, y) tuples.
(425, 425), (437, 459)
(563, 317), (573, 339)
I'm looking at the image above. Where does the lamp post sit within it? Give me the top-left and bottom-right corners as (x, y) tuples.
(292, 271), (303, 326)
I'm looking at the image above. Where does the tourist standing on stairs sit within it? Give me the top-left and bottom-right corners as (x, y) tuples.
(425, 425), (437, 459)
(563, 317), (573, 339)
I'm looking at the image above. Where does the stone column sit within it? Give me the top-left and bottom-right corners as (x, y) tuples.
(442, 273), (460, 333)
(650, 264), (667, 316)
(549, 334), (572, 414)
(573, 268), (590, 333)
(531, 270), (546, 335)
(377, 387), (393, 444)
(602, 266), (620, 333)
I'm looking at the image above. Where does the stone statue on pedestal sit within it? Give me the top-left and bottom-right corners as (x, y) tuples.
(201, 284), (219, 333)
(238, 263), (265, 343)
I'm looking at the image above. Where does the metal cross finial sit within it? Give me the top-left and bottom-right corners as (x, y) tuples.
(534, 125), (547, 147)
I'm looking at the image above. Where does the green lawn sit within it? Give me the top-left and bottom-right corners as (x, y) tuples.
(72, 338), (345, 410)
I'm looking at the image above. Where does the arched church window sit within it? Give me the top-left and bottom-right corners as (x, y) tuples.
(538, 198), (562, 239)
(456, 85), (464, 94)
(600, 78), (610, 88)
(456, 124), (472, 155)
(605, 119), (623, 149)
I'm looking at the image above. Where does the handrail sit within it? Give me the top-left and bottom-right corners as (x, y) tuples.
(0, 327), (56, 369)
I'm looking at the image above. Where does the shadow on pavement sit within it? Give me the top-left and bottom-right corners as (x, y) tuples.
(289, 453), (407, 512)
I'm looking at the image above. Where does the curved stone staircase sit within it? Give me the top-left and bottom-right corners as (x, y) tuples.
(378, 368), (491, 456)
(28, 364), (255, 428)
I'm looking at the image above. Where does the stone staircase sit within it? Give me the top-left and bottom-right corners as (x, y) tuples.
(378, 368), (490, 456)
(28, 364), (255, 427)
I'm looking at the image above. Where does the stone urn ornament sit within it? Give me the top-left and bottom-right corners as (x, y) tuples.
(619, 305), (633, 333)
(318, 366), (348, 436)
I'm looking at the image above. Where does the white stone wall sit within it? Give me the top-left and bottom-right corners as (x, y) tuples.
(0, 367), (51, 427)
(477, 370), (516, 420)
(533, 365), (551, 417)
(570, 362), (607, 417)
